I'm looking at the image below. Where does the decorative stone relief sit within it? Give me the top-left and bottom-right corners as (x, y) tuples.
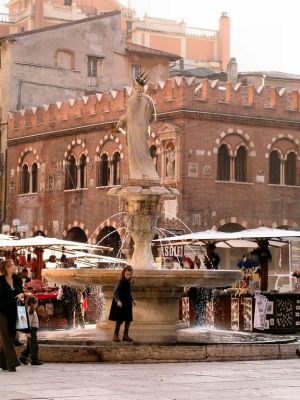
(165, 146), (175, 178)
(56, 179), (62, 190)
(163, 199), (177, 220)
(48, 175), (54, 191)
(188, 163), (198, 178)
(202, 165), (211, 176)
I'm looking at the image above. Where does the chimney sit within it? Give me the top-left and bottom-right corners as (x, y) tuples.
(218, 12), (230, 71)
(227, 57), (238, 85)
(34, 0), (44, 29)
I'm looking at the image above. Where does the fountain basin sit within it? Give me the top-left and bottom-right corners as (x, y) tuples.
(42, 268), (242, 343)
(42, 268), (242, 288)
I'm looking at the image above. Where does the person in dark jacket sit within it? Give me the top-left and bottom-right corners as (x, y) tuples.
(203, 243), (220, 270)
(109, 265), (136, 342)
(0, 259), (24, 372)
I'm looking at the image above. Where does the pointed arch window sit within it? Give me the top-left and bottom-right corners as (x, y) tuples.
(217, 144), (230, 181)
(79, 154), (87, 188)
(99, 153), (109, 187)
(112, 152), (121, 186)
(269, 150), (280, 184)
(65, 155), (77, 190)
(21, 164), (30, 194)
(285, 152), (296, 186)
(235, 146), (247, 182)
(32, 163), (38, 193)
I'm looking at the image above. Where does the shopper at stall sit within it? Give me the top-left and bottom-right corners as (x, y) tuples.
(20, 268), (31, 287)
(203, 243), (220, 269)
(19, 296), (43, 366)
(109, 265), (136, 342)
(0, 259), (24, 372)
(60, 285), (78, 329)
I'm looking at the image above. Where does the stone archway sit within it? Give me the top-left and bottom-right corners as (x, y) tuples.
(65, 227), (88, 243)
(218, 223), (245, 233)
(96, 226), (122, 257)
(33, 230), (46, 237)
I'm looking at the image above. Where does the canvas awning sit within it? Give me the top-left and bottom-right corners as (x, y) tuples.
(0, 236), (111, 251)
(43, 248), (127, 265)
(154, 227), (300, 248)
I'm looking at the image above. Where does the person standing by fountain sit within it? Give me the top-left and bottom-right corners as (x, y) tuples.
(109, 265), (136, 342)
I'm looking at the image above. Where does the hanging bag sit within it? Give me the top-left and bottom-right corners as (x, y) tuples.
(16, 302), (30, 332)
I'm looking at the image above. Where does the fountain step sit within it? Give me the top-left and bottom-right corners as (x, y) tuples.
(16, 341), (300, 363)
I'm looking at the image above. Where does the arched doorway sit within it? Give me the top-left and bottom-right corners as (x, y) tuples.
(33, 230), (46, 237)
(65, 227), (88, 243)
(96, 226), (122, 257)
(218, 223), (245, 233)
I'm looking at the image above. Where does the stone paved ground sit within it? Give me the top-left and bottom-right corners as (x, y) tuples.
(1, 360), (300, 400)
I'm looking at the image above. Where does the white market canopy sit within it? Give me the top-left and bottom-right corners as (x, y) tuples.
(43, 248), (127, 265)
(0, 236), (111, 252)
(154, 227), (300, 248)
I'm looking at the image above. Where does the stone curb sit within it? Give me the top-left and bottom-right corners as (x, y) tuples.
(32, 342), (300, 363)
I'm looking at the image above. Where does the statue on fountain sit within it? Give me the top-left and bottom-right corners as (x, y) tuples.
(116, 73), (160, 185)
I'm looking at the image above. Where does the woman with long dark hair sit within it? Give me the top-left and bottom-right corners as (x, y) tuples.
(109, 265), (136, 342)
(0, 259), (24, 371)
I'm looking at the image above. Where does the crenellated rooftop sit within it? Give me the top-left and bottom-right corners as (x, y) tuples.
(8, 77), (300, 140)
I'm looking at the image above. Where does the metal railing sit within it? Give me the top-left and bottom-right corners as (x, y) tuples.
(0, 13), (10, 23)
(186, 26), (217, 38)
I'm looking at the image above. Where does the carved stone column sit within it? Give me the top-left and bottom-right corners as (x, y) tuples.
(108, 185), (179, 270)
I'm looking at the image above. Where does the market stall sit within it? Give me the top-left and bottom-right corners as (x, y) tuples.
(0, 236), (127, 330)
(156, 227), (300, 333)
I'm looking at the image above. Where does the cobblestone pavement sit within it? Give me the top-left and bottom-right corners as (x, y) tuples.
(1, 359), (300, 400)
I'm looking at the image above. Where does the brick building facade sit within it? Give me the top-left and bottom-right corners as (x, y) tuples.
(5, 77), (300, 265)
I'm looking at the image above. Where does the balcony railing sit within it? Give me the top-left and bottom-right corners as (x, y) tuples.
(0, 13), (10, 23)
(185, 27), (217, 38)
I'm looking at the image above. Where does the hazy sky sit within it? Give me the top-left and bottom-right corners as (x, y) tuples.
(0, 0), (299, 75)
(129, 0), (299, 75)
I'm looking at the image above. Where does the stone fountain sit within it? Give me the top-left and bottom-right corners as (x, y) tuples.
(43, 74), (242, 342)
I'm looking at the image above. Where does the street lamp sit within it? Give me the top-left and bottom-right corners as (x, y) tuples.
(2, 219), (29, 238)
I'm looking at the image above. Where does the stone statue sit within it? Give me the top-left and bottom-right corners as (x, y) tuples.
(117, 74), (160, 184)
(166, 147), (175, 178)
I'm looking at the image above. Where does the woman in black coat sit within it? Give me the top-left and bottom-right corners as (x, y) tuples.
(109, 265), (136, 342)
(0, 259), (24, 371)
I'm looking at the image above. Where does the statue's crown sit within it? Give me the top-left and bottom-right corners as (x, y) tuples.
(136, 72), (149, 86)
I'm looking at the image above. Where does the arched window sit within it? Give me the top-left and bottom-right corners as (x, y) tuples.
(235, 146), (247, 182)
(285, 152), (296, 185)
(269, 150), (280, 184)
(112, 152), (121, 186)
(32, 163), (38, 193)
(150, 145), (158, 171)
(65, 155), (77, 190)
(217, 144), (230, 181)
(99, 154), (109, 186)
(79, 154), (87, 188)
(21, 164), (30, 194)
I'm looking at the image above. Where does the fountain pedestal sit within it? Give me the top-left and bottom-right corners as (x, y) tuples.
(108, 185), (179, 270)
